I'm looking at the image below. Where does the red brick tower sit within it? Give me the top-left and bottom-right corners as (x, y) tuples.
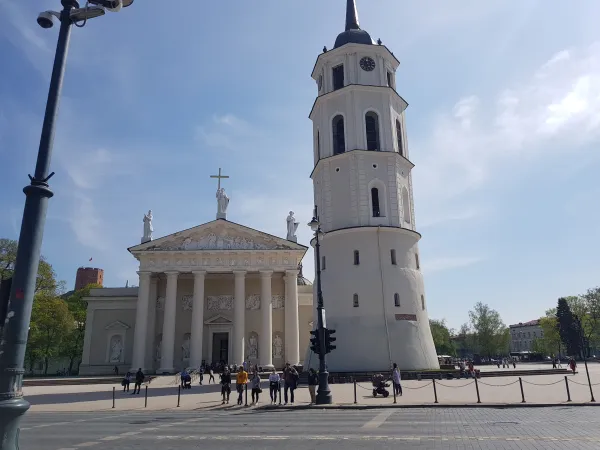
(75, 267), (104, 291)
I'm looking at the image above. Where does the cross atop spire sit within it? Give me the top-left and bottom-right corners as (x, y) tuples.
(345, 0), (360, 31)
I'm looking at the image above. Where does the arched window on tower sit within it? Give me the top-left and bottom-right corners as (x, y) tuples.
(371, 187), (381, 217)
(332, 115), (346, 155)
(365, 111), (380, 151)
(396, 120), (403, 156)
(394, 293), (400, 307)
(353, 294), (359, 308)
(421, 295), (426, 311)
(402, 187), (411, 224)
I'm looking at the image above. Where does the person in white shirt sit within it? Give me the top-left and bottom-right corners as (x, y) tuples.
(268, 368), (281, 404)
(391, 363), (402, 396)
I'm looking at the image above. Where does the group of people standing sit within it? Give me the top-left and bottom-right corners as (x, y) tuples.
(218, 363), (302, 406)
(121, 368), (146, 394)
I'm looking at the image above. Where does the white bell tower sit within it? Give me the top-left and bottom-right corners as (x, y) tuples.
(309, 0), (439, 371)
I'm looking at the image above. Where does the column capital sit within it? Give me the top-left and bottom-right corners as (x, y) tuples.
(233, 270), (247, 278)
(192, 270), (207, 278)
(137, 271), (152, 278)
(165, 271), (179, 278)
(260, 270), (274, 278)
(285, 269), (299, 278)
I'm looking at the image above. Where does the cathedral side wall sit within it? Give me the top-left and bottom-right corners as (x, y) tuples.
(88, 305), (136, 370)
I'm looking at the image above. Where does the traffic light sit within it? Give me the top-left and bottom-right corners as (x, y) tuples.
(324, 328), (336, 354)
(310, 329), (321, 355)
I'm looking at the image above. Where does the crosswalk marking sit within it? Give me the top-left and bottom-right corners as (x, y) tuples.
(362, 410), (395, 429)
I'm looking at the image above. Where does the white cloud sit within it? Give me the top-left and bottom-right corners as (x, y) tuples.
(67, 193), (106, 251)
(423, 256), (484, 275)
(414, 42), (600, 224)
(62, 147), (124, 190)
(195, 114), (259, 151)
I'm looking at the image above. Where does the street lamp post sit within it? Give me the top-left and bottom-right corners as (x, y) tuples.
(308, 207), (333, 405)
(0, 2), (133, 448)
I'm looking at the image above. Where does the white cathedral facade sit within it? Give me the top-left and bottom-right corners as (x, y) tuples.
(79, 0), (439, 375)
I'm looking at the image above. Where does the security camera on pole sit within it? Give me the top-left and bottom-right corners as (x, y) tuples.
(0, 1), (134, 449)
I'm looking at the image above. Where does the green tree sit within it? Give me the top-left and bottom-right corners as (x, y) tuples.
(539, 315), (561, 356)
(468, 302), (508, 357)
(556, 297), (580, 357)
(28, 294), (74, 374)
(429, 319), (456, 356)
(60, 284), (99, 374)
(0, 238), (64, 294)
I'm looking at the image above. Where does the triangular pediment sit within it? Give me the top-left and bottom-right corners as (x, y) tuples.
(204, 314), (233, 325)
(105, 320), (130, 330)
(129, 219), (307, 253)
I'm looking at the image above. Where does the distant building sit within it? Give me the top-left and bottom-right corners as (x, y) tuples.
(75, 267), (104, 291)
(509, 320), (543, 353)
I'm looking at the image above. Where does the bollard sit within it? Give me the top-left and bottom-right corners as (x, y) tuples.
(393, 381), (397, 404)
(145, 385), (148, 408)
(565, 376), (571, 402)
(245, 382), (248, 407)
(519, 377), (525, 403)
(112, 387), (115, 409)
(353, 378), (357, 405)
(474, 377), (481, 404)
(432, 379), (438, 404)
(177, 385), (181, 407)
(278, 382), (282, 405)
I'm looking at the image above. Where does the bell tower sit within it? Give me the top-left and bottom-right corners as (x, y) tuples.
(309, 0), (439, 371)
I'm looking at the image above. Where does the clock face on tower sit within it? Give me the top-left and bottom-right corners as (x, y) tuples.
(360, 57), (376, 72)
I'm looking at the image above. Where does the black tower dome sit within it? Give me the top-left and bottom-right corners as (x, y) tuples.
(334, 0), (374, 49)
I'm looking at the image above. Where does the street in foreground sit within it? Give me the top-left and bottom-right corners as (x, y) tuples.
(19, 406), (600, 450)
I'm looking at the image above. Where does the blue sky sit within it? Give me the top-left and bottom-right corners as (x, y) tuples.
(1, 0), (600, 330)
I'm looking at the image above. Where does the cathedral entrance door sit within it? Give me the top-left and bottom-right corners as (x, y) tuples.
(212, 332), (229, 365)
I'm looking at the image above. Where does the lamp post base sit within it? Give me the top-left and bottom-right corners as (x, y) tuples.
(0, 398), (30, 450)
(316, 370), (332, 405)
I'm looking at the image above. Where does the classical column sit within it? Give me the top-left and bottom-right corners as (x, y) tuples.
(81, 308), (94, 366)
(131, 271), (152, 371)
(159, 271), (178, 373)
(233, 271), (246, 365)
(145, 277), (158, 370)
(285, 270), (300, 365)
(189, 271), (206, 369)
(259, 270), (274, 369)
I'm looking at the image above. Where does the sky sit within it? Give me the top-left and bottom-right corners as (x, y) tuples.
(1, 0), (600, 331)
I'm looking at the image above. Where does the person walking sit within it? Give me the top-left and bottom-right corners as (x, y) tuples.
(199, 366), (204, 385)
(236, 366), (248, 405)
(569, 357), (577, 374)
(250, 371), (262, 405)
(220, 368), (232, 404)
(283, 363), (299, 405)
(122, 371), (131, 392)
(391, 363), (403, 396)
(307, 368), (318, 404)
(268, 368), (280, 404)
(132, 368), (144, 394)
(209, 368), (215, 384)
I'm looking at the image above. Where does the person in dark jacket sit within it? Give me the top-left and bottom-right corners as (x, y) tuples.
(220, 368), (232, 404)
(283, 363), (299, 405)
(307, 368), (318, 404)
(132, 368), (144, 394)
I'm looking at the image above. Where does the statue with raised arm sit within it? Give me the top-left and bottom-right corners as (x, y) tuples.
(286, 211), (299, 242)
(216, 188), (230, 219)
(142, 210), (153, 243)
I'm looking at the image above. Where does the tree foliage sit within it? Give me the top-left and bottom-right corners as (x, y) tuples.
(538, 315), (561, 355)
(0, 238), (64, 295)
(27, 294), (73, 374)
(429, 319), (456, 356)
(556, 297), (581, 357)
(468, 302), (509, 356)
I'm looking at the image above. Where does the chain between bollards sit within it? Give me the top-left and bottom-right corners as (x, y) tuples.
(353, 378), (357, 404)
(177, 385), (181, 407)
(432, 379), (438, 404)
(519, 377), (525, 403)
(565, 376), (571, 402)
(145, 385), (148, 408)
(112, 387), (115, 409)
(474, 377), (481, 404)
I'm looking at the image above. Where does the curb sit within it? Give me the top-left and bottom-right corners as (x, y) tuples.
(255, 402), (600, 411)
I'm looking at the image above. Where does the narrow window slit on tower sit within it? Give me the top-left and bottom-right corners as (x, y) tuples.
(353, 294), (359, 307)
(391, 249), (397, 265)
(387, 71), (393, 88)
(396, 120), (403, 155)
(415, 253), (420, 270)
(394, 293), (400, 307)
(371, 187), (381, 217)
(365, 111), (380, 151)
(354, 250), (360, 265)
(421, 295), (425, 310)
(332, 115), (346, 155)
(322, 256), (326, 270)
(333, 64), (345, 90)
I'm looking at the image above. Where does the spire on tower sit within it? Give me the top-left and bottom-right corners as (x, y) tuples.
(345, 0), (360, 31)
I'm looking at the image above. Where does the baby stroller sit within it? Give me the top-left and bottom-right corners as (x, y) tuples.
(372, 373), (390, 398)
(182, 373), (192, 389)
